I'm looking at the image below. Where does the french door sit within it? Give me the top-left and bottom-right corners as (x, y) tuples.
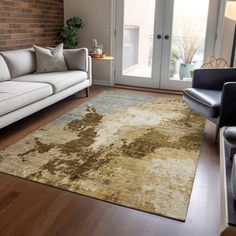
(115, 0), (220, 90)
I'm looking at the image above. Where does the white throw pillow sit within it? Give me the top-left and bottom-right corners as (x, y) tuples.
(33, 43), (68, 73)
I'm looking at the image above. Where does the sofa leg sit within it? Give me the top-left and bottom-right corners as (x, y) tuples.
(86, 87), (89, 97)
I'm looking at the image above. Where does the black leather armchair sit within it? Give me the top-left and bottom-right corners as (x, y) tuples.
(183, 68), (236, 139)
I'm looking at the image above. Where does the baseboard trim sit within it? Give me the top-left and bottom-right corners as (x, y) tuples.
(114, 84), (183, 95)
(93, 80), (111, 86)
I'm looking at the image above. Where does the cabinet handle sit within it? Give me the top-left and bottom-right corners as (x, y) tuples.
(157, 34), (162, 39)
(164, 35), (170, 40)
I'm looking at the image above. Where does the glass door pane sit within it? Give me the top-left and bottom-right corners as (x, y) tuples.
(115, 0), (218, 90)
(122, 0), (156, 78)
(169, 0), (210, 81)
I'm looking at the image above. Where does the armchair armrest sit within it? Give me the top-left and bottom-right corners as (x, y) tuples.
(63, 48), (88, 72)
(192, 68), (236, 90)
(219, 82), (236, 127)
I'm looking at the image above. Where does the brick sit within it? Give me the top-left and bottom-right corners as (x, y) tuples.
(0, 0), (64, 51)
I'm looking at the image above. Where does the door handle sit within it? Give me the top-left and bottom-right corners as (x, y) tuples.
(157, 34), (162, 39)
(164, 35), (170, 40)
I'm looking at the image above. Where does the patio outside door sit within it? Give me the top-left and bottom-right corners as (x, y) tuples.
(114, 0), (219, 90)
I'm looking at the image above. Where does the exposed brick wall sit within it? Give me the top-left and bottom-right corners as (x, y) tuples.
(0, 0), (64, 51)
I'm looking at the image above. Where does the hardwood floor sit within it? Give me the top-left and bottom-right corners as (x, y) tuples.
(0, 86), (220, 236)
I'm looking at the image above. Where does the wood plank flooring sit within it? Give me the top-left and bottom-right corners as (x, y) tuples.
(0, 86), (220, 236)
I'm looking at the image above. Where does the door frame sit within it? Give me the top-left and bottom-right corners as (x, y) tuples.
(111, 0), (222, 90)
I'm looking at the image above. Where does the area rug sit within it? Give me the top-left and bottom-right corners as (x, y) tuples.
(0, 91), (204, 221)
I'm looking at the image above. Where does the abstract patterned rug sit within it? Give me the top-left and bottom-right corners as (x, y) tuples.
(0, 91), (204, 221)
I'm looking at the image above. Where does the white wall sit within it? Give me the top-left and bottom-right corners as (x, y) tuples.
(216, 0), (236, 67)
(64, 0), (113, 86)
(220, 18), (235, 66)
(64, 0), (236, 87)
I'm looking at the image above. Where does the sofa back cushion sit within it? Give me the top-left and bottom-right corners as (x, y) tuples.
(63, 48), (88, 71)
(0, 55), (10, 82)
(1, 49), (36, 78)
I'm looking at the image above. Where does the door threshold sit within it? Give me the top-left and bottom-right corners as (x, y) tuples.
(114, 84), (183, 95)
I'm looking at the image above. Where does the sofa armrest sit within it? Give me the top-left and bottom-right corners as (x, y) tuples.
(88, 56), (92, 86)
(219, 82), (236, 127)
(192, 68), (236, 90)
(63, 48), (88, 72)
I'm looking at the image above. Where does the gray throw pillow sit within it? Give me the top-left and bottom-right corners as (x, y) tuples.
(63, 48), (88, 71)
(33, 43), (68, 73)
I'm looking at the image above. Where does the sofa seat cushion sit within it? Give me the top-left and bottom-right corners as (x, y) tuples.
(14, 71), (87, 94)
(183, 88), (222, 118)
(0, 81), (53, 117)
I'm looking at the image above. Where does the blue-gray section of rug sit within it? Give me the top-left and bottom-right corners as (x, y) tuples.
(51, 91), (155, 125)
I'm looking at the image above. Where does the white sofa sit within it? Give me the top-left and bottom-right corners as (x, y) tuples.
(0, 48), (92, 129)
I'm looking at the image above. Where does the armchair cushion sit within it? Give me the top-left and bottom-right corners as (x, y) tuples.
(183, 88), (222, 118)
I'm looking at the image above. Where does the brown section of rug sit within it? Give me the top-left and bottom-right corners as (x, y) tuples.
(0, 91), (204, 221)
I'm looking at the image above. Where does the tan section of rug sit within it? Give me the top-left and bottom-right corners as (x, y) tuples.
(0, 92), (204, 221)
